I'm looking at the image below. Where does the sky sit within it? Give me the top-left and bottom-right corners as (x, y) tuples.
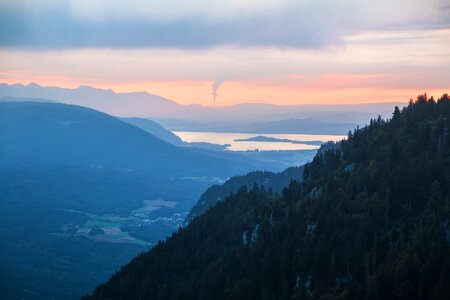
(0, 0), (449, 106)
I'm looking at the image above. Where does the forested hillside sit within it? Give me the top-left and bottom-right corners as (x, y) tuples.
(187, 166), (304, 222)
(88, 94), (450, 300)
(187, 142), (341, 222)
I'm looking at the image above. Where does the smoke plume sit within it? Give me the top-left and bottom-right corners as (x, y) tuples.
(211, 80), (223, 108)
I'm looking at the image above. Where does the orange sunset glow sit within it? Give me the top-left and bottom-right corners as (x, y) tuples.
(1, 77), (448, 107)
(1, 25), (449, 107)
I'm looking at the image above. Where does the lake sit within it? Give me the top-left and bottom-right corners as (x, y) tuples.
(174, 131), (346, 151)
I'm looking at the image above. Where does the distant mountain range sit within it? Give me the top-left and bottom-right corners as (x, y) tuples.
(0, 83), (183, 118)
(155, 118), (358, 135)
(0, 83), (405, 134)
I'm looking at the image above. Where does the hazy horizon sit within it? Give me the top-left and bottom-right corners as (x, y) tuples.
(0, 82), (408, 123)
(1, 0), (449, 107)
(1, 81), (416, 108)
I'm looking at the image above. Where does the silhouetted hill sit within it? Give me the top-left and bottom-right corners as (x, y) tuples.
(0, 101), (251, 176)
(121, 117), (185, 146)
(0, 96), (56, 103)
(121, 117), (232, 150)
(87, 94), (450, 300)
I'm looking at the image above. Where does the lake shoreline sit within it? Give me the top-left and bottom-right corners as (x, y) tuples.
(174, 131), (345, 151)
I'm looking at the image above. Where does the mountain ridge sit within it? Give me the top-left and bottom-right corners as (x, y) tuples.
(0, 83), (403, 125)
(0, 101), (255, 176)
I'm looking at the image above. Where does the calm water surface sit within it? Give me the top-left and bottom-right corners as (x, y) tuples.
(174, 131), (345, 151)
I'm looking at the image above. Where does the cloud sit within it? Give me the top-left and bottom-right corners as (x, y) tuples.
(1, 27), (449, 84)
(0, 0), (449, 49)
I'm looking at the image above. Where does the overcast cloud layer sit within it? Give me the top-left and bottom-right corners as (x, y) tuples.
(1, 0), (449, 49)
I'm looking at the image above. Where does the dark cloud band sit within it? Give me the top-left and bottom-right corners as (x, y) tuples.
(0, 1), (449, 49)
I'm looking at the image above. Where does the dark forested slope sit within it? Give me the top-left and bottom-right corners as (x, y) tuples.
(186, 166), (304, 222)
(187, 142), (340, 222)
(88, 94), (450, 300)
